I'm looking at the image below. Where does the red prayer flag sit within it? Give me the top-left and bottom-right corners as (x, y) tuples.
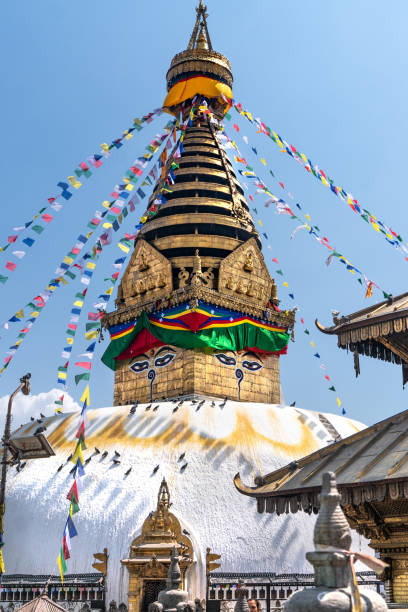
(7, 236), (17, 243)
(272, 258), (278, 263)
(324, 375), (330, 381)
(63, 535), (70, 560)
(5, 261), (16, 271)
(233, 124), (239, 132)
(41, 214), (53, 223)
(74, 361), (92, 370)
(88, 312), (103, 321)
(67, 481), (78, 502)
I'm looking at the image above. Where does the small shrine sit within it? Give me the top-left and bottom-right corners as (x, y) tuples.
(121, 480), (193, 612)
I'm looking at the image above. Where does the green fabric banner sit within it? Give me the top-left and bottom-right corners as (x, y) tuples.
(102, 311), (290, 371)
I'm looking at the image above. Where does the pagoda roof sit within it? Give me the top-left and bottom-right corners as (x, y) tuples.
(315, 291), (408, 382)
(15, 595), (67, 612)
(234, 406), (408, 514)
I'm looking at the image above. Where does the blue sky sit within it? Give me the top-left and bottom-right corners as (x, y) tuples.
(0, 0), (407, 427)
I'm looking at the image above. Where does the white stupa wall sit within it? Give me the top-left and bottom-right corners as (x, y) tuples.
(5, 400), (366, 605)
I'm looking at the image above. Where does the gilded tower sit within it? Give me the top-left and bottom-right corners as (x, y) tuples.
(102, 2), (295, 404)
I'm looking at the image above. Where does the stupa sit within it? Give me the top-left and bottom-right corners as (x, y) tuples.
(4, 4), (366, 612)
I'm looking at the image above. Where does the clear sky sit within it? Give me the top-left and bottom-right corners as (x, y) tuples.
(1, 0), (407, 427)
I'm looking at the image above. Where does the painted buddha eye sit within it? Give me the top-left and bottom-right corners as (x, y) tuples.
(154, 353), (175, 368)
(242, 360), (262, 372)
(215, 353), (236, 366)
(130, 360), (149, 373)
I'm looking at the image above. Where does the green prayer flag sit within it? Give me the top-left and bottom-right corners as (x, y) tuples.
(65, 270), (76, 280)
(304, 329), (310, 335)
(0, 276), (8, 284)
(328, 386), (336, 391)
(75, 372), (90, 385)
(32, 225), (44, 234)
(276, 269), (283, 275)
(77, 433), (87, 451)
(60, 548), (67, 573)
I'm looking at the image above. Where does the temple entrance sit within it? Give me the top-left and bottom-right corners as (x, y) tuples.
(141, 580), (166, 612)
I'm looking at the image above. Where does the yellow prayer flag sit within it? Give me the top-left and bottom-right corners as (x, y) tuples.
(73, 300), (83, 307)
(15, 340), (23, 346)
(283, 281), (288, 287)
(140, 216), (148, 224)
(103, 223), (113, 229)
(57, 554), (64, 584)
(310, 341), (315, 347)
(258, 220), (263, 227)
(260, 158), (266, 166)
(30, 311), (40, 318)
(85, 330), (99, 340)
(305, 214), (311, 221)
(86, 262), (96, 270)
(15, 309), (24, 319)
(80, 384), (90, 406)
(72, 442), (84, 465)
(58, 371), (67, 380)
(102, 201), (111, 209)
(336, 397), (341, 407)
(0, 549), (5, 574)
(118, 243), (130, 253)
(63, 256), (74, 265)
(372, 222), (380, 232)
(125, 184), (134, 192)
(106, 287), (113, 295)
(101, 143), (109, 152)
(68, 176), (82, 189)
(55, 407), (63, 414)
(66, 338), (74, 345)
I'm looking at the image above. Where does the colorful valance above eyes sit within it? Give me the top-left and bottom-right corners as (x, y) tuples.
(101, 301), (290, 370)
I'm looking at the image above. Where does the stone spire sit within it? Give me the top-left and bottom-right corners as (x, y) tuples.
(148, 548), (195, 612)
(234, 580), (249, 612)
(284, 472), (387, 611)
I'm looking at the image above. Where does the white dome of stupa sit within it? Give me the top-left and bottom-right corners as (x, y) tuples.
(5, 398), (364, 606)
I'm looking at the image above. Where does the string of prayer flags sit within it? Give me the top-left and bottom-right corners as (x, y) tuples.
(226, 159), (347, 415)
(220, 127), (389, 299)
(0, 121), (176, 378)
(57, 385), (90, 584)
(226, 97), (408, 262)
(0, 119), (175, 348)
(0, 108), (164, 281)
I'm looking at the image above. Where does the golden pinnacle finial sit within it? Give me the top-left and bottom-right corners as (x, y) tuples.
(188, 0), (212, 51)
(196, 25), (208, 50)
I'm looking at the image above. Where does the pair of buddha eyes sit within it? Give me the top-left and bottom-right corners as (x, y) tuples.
(215, 353), (263, 371)
(130, 349), (175, 373)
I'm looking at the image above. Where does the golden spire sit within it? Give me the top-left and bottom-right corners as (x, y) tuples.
(196, 25), (208, 50)
(187, 1), (212, 51)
